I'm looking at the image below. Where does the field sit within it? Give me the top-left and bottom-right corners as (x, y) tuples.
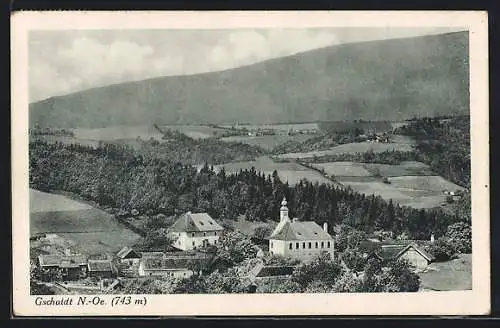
(419, 254), (472, 291)
(30, 189), (141, 254)
(162, 125), (227, 139)
(221, 123), (319, 132)
(30, 135), (101, 148)
(72, 125), (164, 141)
(220, 134), (313, 151)
(215, 156), (337, 186)
(307, 161), (462, 209)
(277, 141), (414, 160)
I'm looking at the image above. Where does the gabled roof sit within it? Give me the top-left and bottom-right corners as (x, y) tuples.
(270, 220), (332, 241)
(88, 260), (113, 272)
(169, 212), (224, 233)
(372, 243), (435, 262)
(141, 258), (193, 271)
(396, 243), (435, 262)
(38, 254), (87, 267)
(249, 262), (295, 279)
(116, 246), (141, 259)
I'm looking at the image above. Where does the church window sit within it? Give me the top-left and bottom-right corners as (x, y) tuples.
(327, 241), (331, 248)
(315, 242), (318, 248)
(302, 242), (306, 249)
(308, 242), (311, 249)
(289, 243), (292, 250)
(321, 242), (324, 248)
(296, 242), (299, 249)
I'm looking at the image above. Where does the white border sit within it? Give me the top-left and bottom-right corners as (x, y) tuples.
(11, 11), (490, 316)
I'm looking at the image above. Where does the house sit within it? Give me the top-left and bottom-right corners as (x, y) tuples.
(169, 212), (224, 251)
(268, 198), (334, 261)
(87, 259), (115, 278)
(138, 257), (194, 278)
(369, 243), (435, 271)
(38, 254), (88, 280)
(116, 246), (142, 265)
(248, 262), (295, 282)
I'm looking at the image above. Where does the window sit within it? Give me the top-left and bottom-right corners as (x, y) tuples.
(215, 231), (217, 236)
(308, 242), (311, 249)
(302, 242), (306, 249)
(214, 240), (217, 244)
(192, 241), (195, 246)
(191, 232), (195, 237)
(315, 242), (318, 248)
(321, 242), (324, 248)
(203, 232), (206, 236)
(296, 242), (299, 249)
(327, 241), (330, 248)
(270, 242), (273, 248)
(289, 243), (293, 250)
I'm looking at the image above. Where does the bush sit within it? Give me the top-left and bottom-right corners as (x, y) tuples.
(426, 237), (457, 261)
(446, 222), (472, 254)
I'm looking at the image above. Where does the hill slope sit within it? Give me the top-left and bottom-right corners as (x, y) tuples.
(30, 31), (469, 128)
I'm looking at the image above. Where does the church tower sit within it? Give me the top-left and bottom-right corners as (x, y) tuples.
(280, 197), (290, 222)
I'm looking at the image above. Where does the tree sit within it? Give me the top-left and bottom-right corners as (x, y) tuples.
(292, 252), (343, 289)
(215, 231), (258, 269)
(342, 247), (366, 272)
(204, 268), (250, 294)
(426, 237), (457, 261)
(445, 222), (472, 253)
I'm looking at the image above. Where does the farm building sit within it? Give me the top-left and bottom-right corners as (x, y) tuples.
(87, 259), (115, 278)
(169, 212), (224, 251)
(37, 254), (88, 280)
(138, 257), (194, 278)
(116, 246), (142, 265)
(268, 198), (334, 262)
(369, 243), (435, 271)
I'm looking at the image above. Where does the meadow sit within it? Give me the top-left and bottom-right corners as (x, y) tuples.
(277, 141), (414, 160)
(215, 156), (337, 186)
(220, 123), (320, 132)
(161, 125), (227, 139)
(72, 125), (164, 141)
(30, 189), (141, 254)
(219, 134), (313, 151)
(418, 254), (472, 291)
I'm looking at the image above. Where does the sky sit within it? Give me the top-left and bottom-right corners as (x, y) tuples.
(29, 27), (465, 102)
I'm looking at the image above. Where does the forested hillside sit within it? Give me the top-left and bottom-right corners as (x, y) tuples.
(30, 140), (468, 239)
(30, 32), (469, 128)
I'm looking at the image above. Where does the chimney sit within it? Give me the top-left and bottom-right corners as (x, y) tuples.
(323, 222), (328, 233)
(430, 233), (435, 243)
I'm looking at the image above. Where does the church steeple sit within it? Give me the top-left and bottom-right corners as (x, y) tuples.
(280, 197), (289, 222)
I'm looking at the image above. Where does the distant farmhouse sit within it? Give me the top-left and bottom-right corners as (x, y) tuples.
(269, 198), (334, 261)
(169, 212), (224, 251)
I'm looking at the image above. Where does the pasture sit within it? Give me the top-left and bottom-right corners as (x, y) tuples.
(221, 123), (319, 132)
(72, 125), (164, 141)
(419, 254), (472, 291)
(363, 161), (434, 177)
(162, 125), (227, 139)
(219, 134), (313, 151)
(30, 189), (141, 254)
(277, 141), (414, 160)
(216, 156), (337, 186)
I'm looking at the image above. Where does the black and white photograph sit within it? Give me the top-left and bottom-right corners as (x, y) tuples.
(12, 11), (489, 316)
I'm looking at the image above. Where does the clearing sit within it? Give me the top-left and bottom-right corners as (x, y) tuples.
(219, 134), (313, 151)
(419, 254), (472, 291)
(30, 189), (141, 254)
(216, 156), (338, 186)
(72, 125), (164, 141)
(277, 141), (414, 160)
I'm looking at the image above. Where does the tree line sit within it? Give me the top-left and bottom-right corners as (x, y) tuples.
(30, 140), (468, 240)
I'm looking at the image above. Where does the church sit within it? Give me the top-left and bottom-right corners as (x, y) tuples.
(269, 198), (334, 261)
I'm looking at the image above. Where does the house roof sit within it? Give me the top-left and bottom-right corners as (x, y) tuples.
(249, 262), (295, 279)
(88, 260), (113, 272)
(141, 258), (193, 271)
(372, 243), (435, 262)
(270, 219), (332, 241)
(169, 212), (224, 233)
(38, 254), (87, 267)
(116, 246), (141, 259)
(140, 252), (166, 259)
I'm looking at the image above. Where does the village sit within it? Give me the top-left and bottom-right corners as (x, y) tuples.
(30, 196), (450, 295)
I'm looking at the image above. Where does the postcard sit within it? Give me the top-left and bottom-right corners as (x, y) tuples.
(11, 10), (489, 316)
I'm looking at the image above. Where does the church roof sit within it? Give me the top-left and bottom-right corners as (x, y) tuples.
(270, 220), (332, 241)
(169, 212), (224, 233)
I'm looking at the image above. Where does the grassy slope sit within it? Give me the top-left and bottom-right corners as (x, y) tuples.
(30, 32), (469, 128)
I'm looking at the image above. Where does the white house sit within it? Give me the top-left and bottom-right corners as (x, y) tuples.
(169, 212), (224, 251)
(138, 257), (194, 278)
(268, 198), (334, 261)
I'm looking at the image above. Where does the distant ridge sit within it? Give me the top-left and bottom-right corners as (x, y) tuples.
(30, 31), (469, 128)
